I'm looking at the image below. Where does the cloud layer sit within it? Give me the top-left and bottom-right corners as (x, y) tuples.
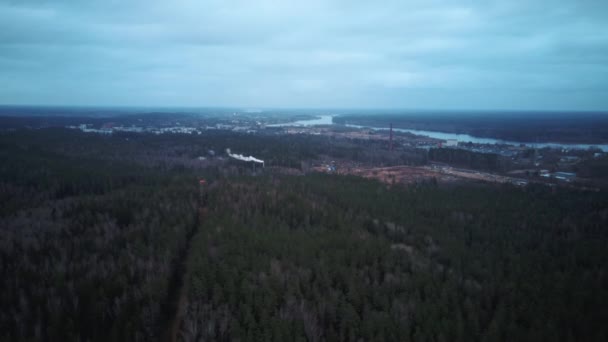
(1, 0), (607, 110)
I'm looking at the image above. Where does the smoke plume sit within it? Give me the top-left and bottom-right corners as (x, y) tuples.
(226, 149), (264, 165)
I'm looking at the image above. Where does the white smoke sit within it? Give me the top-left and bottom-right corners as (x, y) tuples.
(226, 148), (264, 166)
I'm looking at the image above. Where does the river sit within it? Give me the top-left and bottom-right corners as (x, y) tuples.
(267, 115), (334, 127)
(270, 115), (608, 151)
(346, 124), (608, 152)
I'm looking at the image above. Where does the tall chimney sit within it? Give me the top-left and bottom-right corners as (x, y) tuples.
(389, 123), (393, 151)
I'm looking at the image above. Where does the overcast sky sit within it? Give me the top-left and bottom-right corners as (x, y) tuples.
(1, 0), (607, 110)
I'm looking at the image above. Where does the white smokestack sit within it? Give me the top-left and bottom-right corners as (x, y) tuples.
(226, 148), (264, 166)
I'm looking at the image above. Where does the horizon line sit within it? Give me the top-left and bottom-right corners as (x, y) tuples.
(1, 104), (607, 114)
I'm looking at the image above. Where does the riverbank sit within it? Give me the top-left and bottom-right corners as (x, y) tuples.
(332, 112), (608, 149)
(271, 114), (608, 151)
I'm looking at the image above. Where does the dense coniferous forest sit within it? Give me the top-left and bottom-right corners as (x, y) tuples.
(1, 128), (608, 341)
(1, 132), (200, 340)
(181, 176), (608, 341)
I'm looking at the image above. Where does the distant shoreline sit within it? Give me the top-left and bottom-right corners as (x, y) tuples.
(332, 113), (608, 147)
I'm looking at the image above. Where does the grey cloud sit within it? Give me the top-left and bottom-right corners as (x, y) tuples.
(0, 0), (607, 109)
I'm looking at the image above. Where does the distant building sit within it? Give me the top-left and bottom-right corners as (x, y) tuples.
(559, 156), (580, 164)
(232, 126), (251, 132)
(554, 172), (576, 182)
(512, 179), (528, 186)
(445, 139), (458, 147)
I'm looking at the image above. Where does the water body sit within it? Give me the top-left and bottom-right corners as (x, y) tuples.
(268, 115), (334, 127)
(272, 115), (608, 151)
(346, 124), (608, 151)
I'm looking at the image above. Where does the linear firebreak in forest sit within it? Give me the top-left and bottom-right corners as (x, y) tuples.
(161, 184), (204, 342)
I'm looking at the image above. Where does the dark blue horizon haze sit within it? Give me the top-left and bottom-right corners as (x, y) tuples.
(1, 0), (607, 110)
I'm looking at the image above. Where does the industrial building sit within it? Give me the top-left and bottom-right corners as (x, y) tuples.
(445, 139), (458, 147)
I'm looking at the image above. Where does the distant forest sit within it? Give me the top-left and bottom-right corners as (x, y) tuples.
(1, 128), (607, 341)
(334, 112), (608, 144)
